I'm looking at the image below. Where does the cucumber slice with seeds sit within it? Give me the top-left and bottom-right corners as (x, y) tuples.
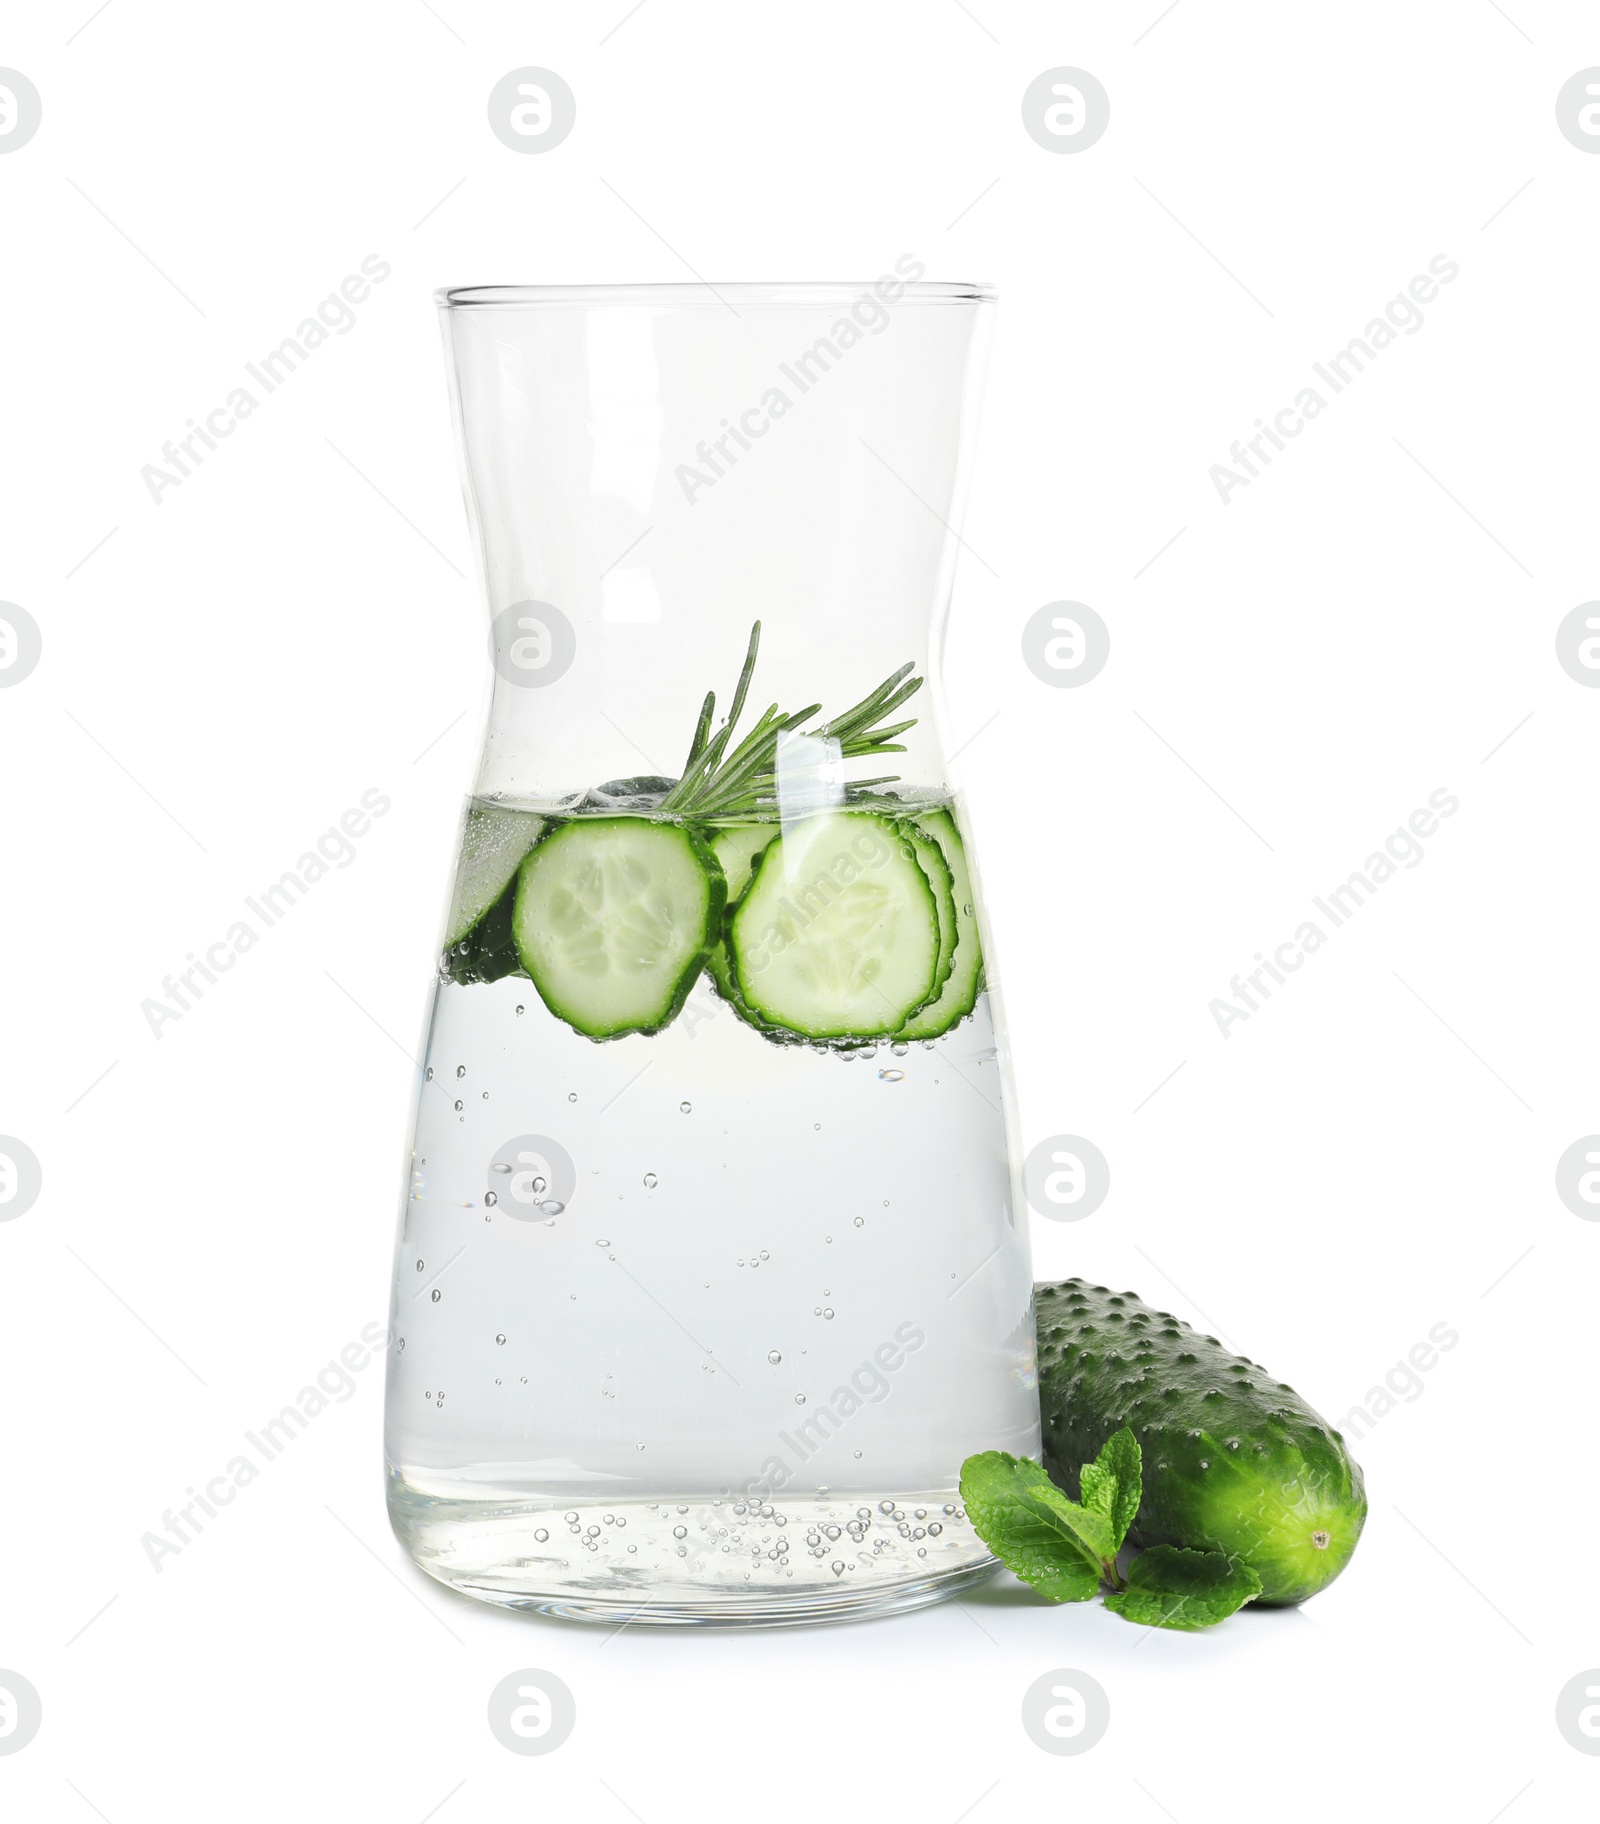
(513, 818), (724, 1039)
(445, 804), (547, 948)
(896, 807), (984, 1041)
(729, 810), (940, 1041)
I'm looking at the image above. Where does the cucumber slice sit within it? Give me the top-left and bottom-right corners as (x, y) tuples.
(702, 821), (799, 1039)
(443, 877), (526, 986)
(902, 821), (957, 1007)
(896, 807), (984, 1041)
(707, 821), (779, 901)
(512, 818), (724, 1039)
(445, 804), (547, 948)
(729, 811), (940, 1041)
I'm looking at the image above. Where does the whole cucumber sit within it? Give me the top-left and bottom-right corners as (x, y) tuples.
(1036, 1279), (1366, 1605)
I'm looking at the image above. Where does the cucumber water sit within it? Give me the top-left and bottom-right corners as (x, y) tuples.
(387, 787), (1031, 1614)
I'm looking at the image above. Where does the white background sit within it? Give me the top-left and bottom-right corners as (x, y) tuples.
(2, 1), (1597, 1817)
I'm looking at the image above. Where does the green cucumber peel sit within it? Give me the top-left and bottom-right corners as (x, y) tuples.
(960, 1428), (1259, 1630)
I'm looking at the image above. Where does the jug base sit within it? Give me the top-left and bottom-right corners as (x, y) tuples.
(387, 1467), (999, 1629)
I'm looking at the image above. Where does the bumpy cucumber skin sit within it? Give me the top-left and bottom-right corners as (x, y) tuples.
(1036, 1279), (1366, 1606)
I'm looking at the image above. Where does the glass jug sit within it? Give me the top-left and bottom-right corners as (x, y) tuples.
(385, 279), (1039, 1626)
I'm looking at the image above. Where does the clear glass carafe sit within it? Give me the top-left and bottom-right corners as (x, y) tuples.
(384, 280), (1038, 1625)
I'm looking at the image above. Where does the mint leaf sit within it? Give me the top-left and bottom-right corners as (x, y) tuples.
(1076, 1427), (1142, 1552)
(958, 1452), (1103, 1603)
(1103, 1546), (1263, 1631)
(1028, 1479), (1119, 1566)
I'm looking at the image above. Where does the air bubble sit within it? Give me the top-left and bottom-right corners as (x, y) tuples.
(455, 1065), (466, 1078)
(768, 1350), (781, 1364)
(854, 1217), (864, 1227)
(515, 1005), (524, 1016)
(644, 1172), (658, 1188)
(795, 1394), (806, 1404)
(680, 1101), (691, 1113)
(453, 1100), (463, 1111)
(534, 1528), (549, 1542)
(495, 1333), (506, 1345)
(430, 1289), (441, 1303)
(878, 1070), (905, 1083)
(485, 1191), (498, 1207)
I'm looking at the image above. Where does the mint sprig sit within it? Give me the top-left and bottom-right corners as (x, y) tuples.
(958, 1431), (1259, 1632)
(1103, 1546), (1262, 1631)
(960, 1432), (1139, 1599)
(958, 1453), (1103, 1602)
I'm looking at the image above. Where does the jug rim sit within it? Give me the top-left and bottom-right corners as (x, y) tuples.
(436, 281), (995, 310)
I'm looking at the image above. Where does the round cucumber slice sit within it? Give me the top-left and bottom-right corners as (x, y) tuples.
(513, 818), (724, 1039)
(729, 810), (940, 1041)
(896, 807), (984, 1041)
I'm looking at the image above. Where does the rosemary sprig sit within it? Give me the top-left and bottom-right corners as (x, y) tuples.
(656, 621), (922, 821)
